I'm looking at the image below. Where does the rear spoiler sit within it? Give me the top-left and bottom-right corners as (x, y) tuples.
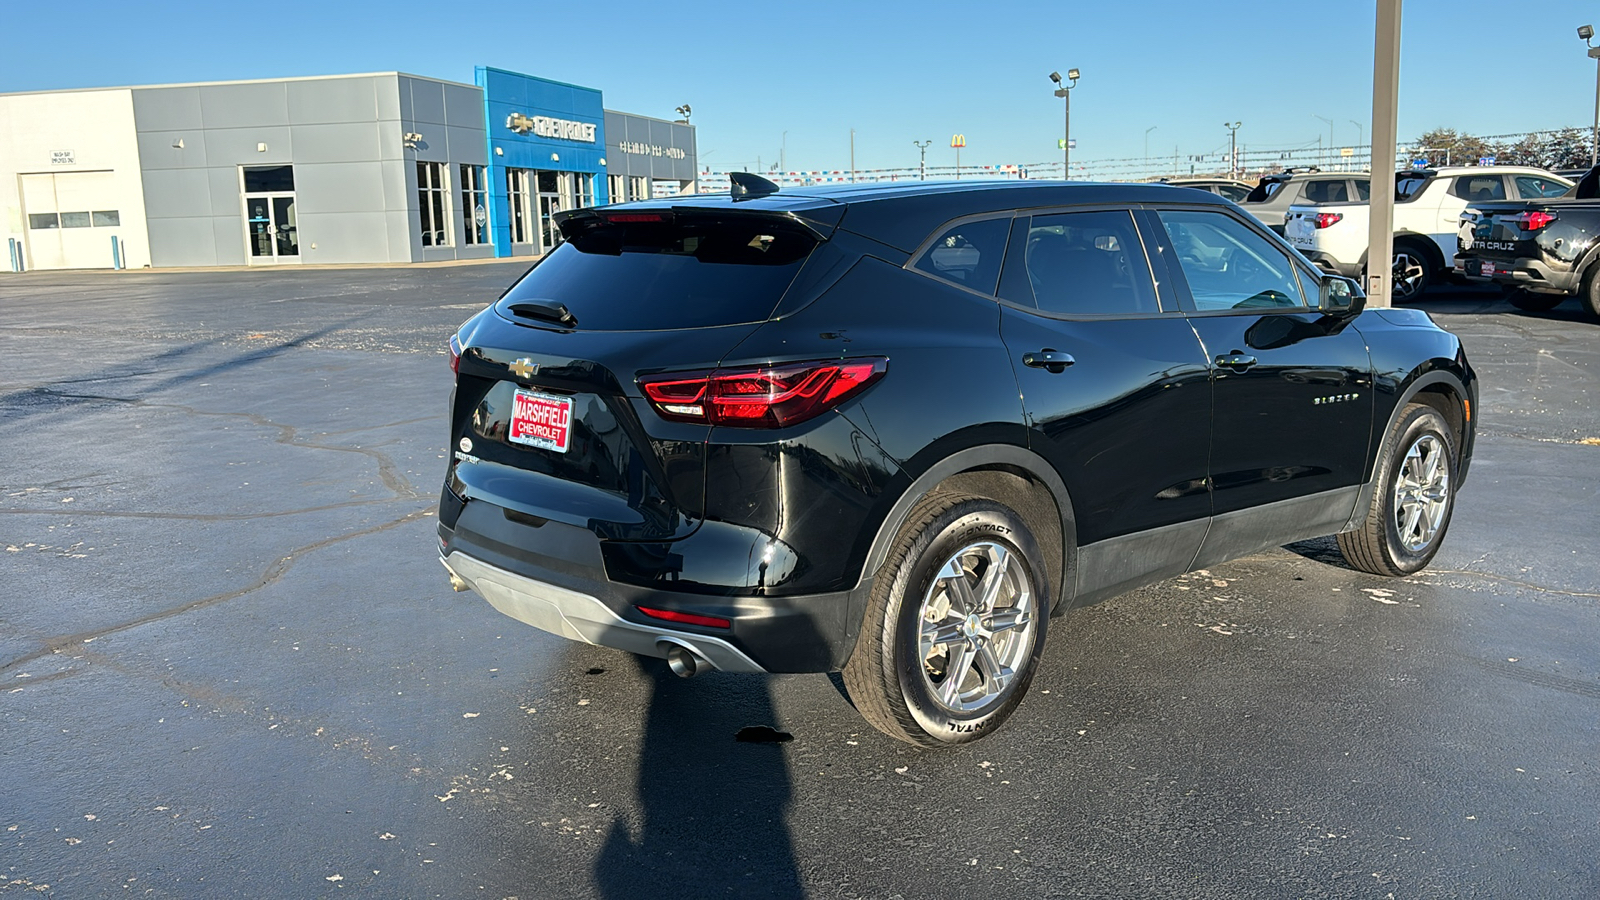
(553, 204), (845, 242)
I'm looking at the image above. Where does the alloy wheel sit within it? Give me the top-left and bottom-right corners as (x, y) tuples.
(1392, 433), (1450, 552)
(917, 541), (1036, 713)
(1392, 250), (1427, 300)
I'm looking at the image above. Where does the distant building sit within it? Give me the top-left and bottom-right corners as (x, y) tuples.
(1, 67), (695, 271)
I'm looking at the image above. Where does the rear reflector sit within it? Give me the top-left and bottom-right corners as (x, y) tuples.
(637, 606), (731, 629)
(449, 334), (463, 375)
(640, 358), (888, 428)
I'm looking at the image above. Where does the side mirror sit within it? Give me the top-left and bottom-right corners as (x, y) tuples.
(1319, 275), (1365, 316)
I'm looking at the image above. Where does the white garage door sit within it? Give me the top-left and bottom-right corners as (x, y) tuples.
(21, 172), (123, 270)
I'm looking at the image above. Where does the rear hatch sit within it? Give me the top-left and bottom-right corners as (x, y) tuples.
(446, 207), (828, 543)
(1457, 201), (1544, 272)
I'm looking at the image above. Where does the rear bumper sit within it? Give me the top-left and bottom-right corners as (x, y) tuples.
(437, 499), (870, 673)
(441, 552), (768, 673)
(1452, 254), (1578, 294)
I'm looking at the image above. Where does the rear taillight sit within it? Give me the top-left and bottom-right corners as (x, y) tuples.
(1313, 212), (1344, 229)
(1514, 211), (1555, 231)
(639, 358), (888, 428)
(448, 334), (462, 375)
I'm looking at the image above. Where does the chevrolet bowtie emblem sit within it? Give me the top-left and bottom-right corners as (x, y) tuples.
(508, 358), (538, 379)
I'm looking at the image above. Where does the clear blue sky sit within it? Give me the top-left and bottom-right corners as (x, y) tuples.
(3, 0), (1596, 173)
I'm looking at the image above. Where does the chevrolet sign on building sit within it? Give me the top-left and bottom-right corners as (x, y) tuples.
(506, 113), (597, 143)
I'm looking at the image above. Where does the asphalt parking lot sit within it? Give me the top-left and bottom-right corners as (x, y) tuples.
(2, 263), (1598, 899)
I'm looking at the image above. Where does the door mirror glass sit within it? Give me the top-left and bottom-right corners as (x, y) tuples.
(1319, 275), (1365, 314)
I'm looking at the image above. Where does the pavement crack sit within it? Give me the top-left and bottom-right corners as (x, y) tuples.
(0, 505), (434, 674)
(1417, 568), (1600, 600)
(0, 497), (405, 522)
(1454, 654), (1600, 702)
(25, 387), (428, 500)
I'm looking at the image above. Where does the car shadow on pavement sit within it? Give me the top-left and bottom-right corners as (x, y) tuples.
(593, 655), (806, 900)
(1282, 535), (1356, 571)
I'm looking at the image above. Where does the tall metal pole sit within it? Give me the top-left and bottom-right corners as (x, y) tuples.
(1224, 122), (1241, 177)
(849, 129), (856, 183)
(1063, 89), (1071, 179)
(1144, 126), (1157, 168)
(914, 140), (930, 181)
(1591, 48), (1600, 165)
(1368, 0), (1403, 309)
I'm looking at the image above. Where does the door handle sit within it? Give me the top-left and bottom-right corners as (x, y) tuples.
(1023, 350), (1075, 373)
(1215, 352), (1257, 371)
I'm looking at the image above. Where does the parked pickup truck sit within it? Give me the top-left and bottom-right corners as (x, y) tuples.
(1284, 166), (1572, 301)
(1454, 166), (1600, 319)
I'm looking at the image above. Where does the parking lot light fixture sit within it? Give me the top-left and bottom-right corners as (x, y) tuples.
(1224, 121), (1242, 177)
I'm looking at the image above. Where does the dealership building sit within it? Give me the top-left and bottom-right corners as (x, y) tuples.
(1, 67), (697, 270)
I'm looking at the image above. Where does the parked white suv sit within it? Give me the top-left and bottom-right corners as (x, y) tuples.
(1283, 166), (1571, 300)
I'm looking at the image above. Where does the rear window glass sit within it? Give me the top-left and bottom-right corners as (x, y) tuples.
(1355, 180), (1371, 201)
(1302, 180), (1350, 203)
(1451, 175), (1507, 202)
(496, 217), (817, 331)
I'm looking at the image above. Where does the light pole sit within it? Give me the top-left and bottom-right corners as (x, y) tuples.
(781, 131), (787, 174)
(1224, 121), (1242, 177)
(1582, 25), (1600, 165)
(1144, 126), (1158, 171)
(913, 140), (931, 181)
(674, 104), (691, 124)
(1314, 115), (1334, 167)
(1350, 119), (1365, 168)
(1050, 69), (1080, 179)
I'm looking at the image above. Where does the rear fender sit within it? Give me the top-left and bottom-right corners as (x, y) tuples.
(855, 444), (1078, 615)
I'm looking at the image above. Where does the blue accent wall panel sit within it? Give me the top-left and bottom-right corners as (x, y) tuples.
(476, 67), (608, 257)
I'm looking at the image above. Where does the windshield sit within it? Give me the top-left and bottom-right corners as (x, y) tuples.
(1243, 180), (1285, 203)
(1395, 174), (1431, 201)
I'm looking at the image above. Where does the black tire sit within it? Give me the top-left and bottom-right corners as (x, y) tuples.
(1337, 403), (1458, 576)
(1583, 268), (1600, 321)
(1391, 241), (1434, 303)
(842, 494), (1050, 747)
(1503, 287), (1563, 312)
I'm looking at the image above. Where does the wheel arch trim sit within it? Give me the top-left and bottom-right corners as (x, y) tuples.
(1342, 367), (1472, 533)
(856, 444), (1078, 613)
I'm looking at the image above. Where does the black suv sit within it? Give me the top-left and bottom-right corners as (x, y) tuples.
(439, 176), (1477, 746)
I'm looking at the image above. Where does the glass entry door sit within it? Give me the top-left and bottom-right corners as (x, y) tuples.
(536, 170), (562, 255)
(241, 166), (298, 263)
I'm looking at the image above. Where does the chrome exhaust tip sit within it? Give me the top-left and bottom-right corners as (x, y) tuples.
(659, 640), (709, 678)
(440, 559), (471, 593)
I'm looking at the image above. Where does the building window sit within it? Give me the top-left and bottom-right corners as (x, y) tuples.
(417, 161), (451, 247)
(93, 210), (121, 226)
(607, 174), (625, 205)
(460, 164), (488, 245)
(629, 176), (648, 202)
(508, 168), (533, 244)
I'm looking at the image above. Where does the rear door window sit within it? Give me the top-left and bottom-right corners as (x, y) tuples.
(1450, 174), (1508, 202)
(1154, 210), (1307, 312)
(912, 217), (1011, 294)
(496, 216), (818, 331)
(1214, 183), (1250, 202)
(1007, 210), (1160, 316)
(1354, 179), (1372, 201)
